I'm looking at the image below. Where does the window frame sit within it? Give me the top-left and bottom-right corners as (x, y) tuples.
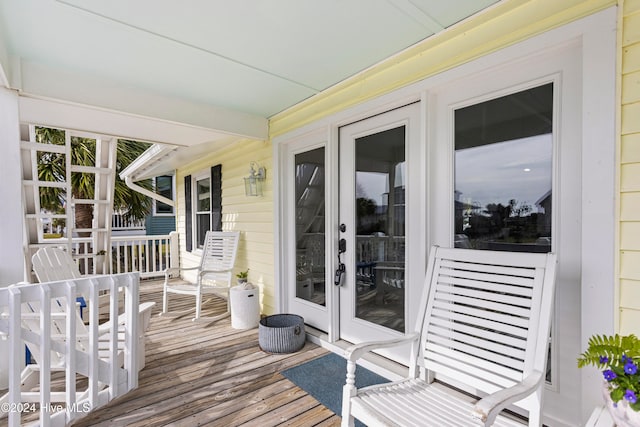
(152, 174), (175, 216)
(185, 165), (222, 252)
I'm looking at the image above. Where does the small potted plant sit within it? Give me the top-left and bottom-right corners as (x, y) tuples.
(95, 249), (107, 263)
(578, 334), (640, 425)
(236, 269), (249, 285)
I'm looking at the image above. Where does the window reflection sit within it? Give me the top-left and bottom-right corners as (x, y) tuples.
(355, 126), (405, 333)
(454, 83), (553, 252)
(295, 148), (326, 306)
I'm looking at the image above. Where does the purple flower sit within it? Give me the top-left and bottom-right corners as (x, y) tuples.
(600, 356), (609, 364)
(624, 361), (638, 375)
(622, 354), (630, 363)
(603, 370), (617, 381)
(624, 389), (637, 404)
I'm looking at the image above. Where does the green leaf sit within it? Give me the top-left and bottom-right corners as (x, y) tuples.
(611, 387), (624, 402)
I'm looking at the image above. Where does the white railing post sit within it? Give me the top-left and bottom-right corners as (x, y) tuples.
(7, 286), (21, 427)
(169, 231), (179, 270)
(39, 284), (52, 426)
(124, 273), (139, 389)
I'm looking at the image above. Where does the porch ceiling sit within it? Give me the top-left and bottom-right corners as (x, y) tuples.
(0, 0), (498, 141)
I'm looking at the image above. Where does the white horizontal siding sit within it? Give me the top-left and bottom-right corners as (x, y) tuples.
(175, 138), (277, 315)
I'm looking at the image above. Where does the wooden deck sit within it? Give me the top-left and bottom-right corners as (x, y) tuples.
(3, 279), (340, 427)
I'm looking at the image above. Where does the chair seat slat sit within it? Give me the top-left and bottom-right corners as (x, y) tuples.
(353, 380), (526, 427)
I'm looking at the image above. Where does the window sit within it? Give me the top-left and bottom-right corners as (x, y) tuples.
(185, 165), (222, 251)
(153, 175), (174, 215)
(454, 83), (553, 253)
(195, 175), (211, 248)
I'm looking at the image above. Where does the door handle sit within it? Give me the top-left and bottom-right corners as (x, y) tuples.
(334, 262), (345, 286)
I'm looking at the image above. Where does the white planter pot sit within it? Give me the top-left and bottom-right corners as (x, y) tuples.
(602, 383), (640, 427)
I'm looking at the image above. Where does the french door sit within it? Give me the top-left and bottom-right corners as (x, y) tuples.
(338, 103), (423, 362)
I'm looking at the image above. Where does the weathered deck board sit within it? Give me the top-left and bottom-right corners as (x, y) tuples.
(1, 279), (341, 426)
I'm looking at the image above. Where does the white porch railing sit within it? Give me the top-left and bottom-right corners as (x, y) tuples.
(0, 273), (140, 427)
(111, 213), (145, 231)
(110, 233), (178, 278)
(72, 231), (179, 279)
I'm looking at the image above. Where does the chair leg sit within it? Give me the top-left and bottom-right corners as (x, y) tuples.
(162, 286), (168, 315)
(194, 292), (201, 320)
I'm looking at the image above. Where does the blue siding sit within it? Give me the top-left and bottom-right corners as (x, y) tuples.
(145, 216), (176, 235)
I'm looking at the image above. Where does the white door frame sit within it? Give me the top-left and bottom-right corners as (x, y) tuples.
(337, 103), (424, 363)
(273, 8), (616, 424)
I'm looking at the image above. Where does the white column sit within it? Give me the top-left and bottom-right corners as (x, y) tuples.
(0, 87), (24, 283)
(0, 86), (23, 388)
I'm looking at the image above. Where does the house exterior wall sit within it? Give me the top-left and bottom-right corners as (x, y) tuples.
(270, 0), (640, 334)
(620, 0), (640, 335)
(270, 0), (617, 138)
(175, 139), (275, 314)
(145, 215), (176, 236)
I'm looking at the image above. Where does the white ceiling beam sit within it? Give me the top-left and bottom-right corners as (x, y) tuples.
(16, 60), (268, 141)
(19, 96), (245, 147)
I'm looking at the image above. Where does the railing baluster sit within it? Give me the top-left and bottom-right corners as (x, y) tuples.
(39, 285), (51, 427)
(7, 286), (21, 427)
(65, 281), (77, 415)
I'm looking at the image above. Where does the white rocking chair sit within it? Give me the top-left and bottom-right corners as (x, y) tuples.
(163, 230), (240, 320)
(341, 246), (557, 427)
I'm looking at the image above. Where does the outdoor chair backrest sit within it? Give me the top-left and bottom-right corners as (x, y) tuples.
(419, 247), (557, 413)
(32, 246), (81, 282)
(198, 231), (240, 285)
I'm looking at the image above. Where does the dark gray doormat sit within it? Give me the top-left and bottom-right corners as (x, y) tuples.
(281, 352), (390, 427)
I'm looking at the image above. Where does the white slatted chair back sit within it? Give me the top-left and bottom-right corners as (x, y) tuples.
(199, 231), (240, 285)
(419, 247), (557, 417)
(163, 231), (240, 320)
(32, 247), (82, 282)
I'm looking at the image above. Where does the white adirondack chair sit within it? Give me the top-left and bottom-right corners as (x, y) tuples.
(31, 247), (155, 333)
(0, 273), (141, 426)
(163, 230), (240, 320)
(342, 246), (557, 427)
(31, 246), (82, 282)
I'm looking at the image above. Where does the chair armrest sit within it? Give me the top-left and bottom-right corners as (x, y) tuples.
(164, 266), (200, 281)
(345, 332), (420, 362)
(165, 266), (200, 274)
(472, 370), (544, 426)
(200, 268), (232, 274)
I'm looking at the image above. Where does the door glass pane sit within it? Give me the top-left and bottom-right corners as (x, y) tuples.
(454, 83), (553, 253)
(295, 148), (326, 305)
(355, 126), (405, 333)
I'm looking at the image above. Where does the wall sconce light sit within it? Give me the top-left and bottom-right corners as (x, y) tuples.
(244, 161), (266, 197)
